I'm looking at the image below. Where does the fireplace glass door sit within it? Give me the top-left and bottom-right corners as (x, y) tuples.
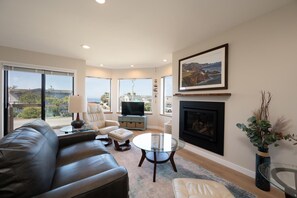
(179, 101), (224, 155)
(184, 109), (217, 142)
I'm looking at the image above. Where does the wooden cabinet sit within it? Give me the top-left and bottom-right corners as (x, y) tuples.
(118, 115), (147, 130)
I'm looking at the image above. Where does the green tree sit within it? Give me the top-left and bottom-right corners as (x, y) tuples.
(18, 107), (41, 118)
(144, 103), (151, 112)
(19, 92), (41, 104)
(100, 92), (110, 104)
(46, 96), (70, 117)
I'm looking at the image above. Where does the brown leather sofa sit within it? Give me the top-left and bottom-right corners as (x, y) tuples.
(0, 120), (129, 198)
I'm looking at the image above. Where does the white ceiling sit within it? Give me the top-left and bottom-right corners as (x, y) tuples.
(0, 0), (293, 69)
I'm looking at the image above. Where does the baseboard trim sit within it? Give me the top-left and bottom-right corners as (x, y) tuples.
(184, 143), (255, 178)
(143, 127), (255, 178)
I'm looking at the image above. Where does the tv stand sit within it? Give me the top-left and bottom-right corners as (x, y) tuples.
(118, 115), (147, 130)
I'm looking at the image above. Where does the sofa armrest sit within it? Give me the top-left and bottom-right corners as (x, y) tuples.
(34, 167), (129, 198)
(106, 120), (120, 127)
(58, 132), (96, 148)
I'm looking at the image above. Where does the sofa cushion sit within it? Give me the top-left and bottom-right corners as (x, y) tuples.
(21, 119), (59, 154)
(56, 140), (109, 167)
(0, 127), (57, 198)
(51, 154), (119, 189)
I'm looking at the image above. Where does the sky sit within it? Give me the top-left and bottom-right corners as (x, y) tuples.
(9, 71), (72, 90)
(164, 76), (173, 96)
(119, 79), (152, 96)
(86, 78), (155, 99)
(85, 77), (111, 98)
(8, 71), (172, 99)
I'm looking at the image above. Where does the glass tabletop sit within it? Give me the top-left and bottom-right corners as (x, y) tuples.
(60, 125), (95, 133)
(258, 163), (297, 198)
(132, 133), (185, 152)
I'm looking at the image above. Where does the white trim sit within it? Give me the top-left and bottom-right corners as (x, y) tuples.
(145, 125), (255, 177)
(184, 143), (255, 178)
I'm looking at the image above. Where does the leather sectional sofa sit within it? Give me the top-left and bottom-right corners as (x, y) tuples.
(0, 119), (129, 198)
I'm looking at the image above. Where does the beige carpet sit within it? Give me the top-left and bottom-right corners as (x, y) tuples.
(107, 141), (255, 198)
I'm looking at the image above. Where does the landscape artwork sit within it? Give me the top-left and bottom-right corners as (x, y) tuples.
(179, 44), (228, 91)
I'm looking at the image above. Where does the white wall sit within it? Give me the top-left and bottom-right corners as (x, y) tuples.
(172, 2), (297, 177)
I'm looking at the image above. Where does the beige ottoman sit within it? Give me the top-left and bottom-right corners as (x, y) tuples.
(172, 178), (234, 198)
(108, 128), (134, 151)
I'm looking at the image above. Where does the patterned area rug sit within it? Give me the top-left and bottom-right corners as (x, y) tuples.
(107, 143), (255, 198)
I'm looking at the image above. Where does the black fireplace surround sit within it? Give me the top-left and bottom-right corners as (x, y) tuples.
(179, 101), (225, 155)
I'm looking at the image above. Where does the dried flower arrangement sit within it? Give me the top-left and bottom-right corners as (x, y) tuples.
(236, 91), (297, 152)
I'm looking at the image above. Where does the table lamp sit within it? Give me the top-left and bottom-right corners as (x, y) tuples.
(68, 95), (85, 128)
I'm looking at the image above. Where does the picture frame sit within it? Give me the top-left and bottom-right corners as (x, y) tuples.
(178, 44), (228, 91)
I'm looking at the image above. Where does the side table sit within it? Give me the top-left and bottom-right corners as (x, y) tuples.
(60, 125), (95, 134)
(133, 133), (185, 182)
(259, 163), (297, 198)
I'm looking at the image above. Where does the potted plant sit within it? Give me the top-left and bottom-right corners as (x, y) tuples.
(236, 91), (296, 191)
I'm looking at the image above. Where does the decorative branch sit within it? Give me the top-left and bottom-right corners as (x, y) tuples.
(237, 91), (297, 150)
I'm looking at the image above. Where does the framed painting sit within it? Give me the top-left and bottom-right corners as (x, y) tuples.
(178, 44), (228, 91)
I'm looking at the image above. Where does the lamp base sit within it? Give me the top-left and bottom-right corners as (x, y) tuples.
(71, 119), (85, 129)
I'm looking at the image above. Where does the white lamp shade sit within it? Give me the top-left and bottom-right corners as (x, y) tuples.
(68, 95), (85, 113)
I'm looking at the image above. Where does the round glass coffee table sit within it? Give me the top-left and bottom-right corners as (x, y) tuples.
(259, 163), (297, 198)
(132, 133), (185, 182)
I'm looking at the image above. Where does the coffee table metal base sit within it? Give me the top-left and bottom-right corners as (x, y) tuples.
(138, 149), (177, 182)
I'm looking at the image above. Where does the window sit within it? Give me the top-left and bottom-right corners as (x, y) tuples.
(3, 65), (74, 133)
(85, 77), (111, 112)
(118, 79), (152, 113)
(161, 76), (172, 115)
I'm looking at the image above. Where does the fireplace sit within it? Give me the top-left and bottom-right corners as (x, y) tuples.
(179, 101), (225, 155)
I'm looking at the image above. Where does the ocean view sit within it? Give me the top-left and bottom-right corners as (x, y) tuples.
(87, 98), (101, 103)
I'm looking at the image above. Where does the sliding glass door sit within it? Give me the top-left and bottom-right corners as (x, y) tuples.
(45, 73), (73, 127)
(3, 66), (74, 135)
(7, 70), (42, 129)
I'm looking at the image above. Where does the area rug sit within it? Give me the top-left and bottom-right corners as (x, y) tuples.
(107, 143), (255, 198)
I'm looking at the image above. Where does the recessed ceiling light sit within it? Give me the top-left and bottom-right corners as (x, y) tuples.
(81, 44), (90, 49)
(163, 59), (167, 62)
(100, 64), (104, 67)
(95, 0), (106, 4)
(130, 65), (134, 68)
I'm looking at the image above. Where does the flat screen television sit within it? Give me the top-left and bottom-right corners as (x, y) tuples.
(121, 102), (144, 116)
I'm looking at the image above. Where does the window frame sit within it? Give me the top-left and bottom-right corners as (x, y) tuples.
(3, 65), (74, 133)
(160, 75), (173, 116)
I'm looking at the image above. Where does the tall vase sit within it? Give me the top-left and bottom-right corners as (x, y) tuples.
(255, 148), (271, 191)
